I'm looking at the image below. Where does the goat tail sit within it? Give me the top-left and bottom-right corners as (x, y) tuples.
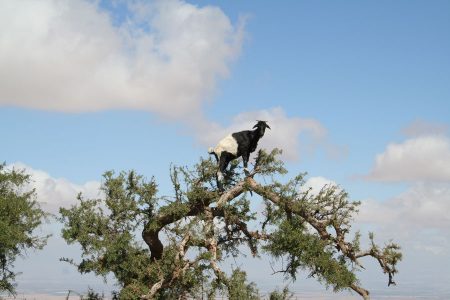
(208, 147), (219, 162)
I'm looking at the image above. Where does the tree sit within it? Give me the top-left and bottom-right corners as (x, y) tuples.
(59, 149), (401, 299)
(0, 163), (48, 295)
(269, 287), (293, 300)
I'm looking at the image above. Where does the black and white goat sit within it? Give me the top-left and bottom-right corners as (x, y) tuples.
(208, 121), (270, 182)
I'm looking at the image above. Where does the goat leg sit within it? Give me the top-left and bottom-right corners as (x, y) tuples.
(243, 152), (250, 176)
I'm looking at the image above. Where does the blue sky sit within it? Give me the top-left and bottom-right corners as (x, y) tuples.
(1, 0), (450, 298)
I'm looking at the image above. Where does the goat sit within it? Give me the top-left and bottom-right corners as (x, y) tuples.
(208, 121), (270, 182)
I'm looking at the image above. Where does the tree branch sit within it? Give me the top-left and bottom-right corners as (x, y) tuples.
(142, 233), (193, 299)
(244, 177), (397, 298)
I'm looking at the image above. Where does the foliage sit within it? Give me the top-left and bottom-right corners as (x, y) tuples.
(0, 163), (48, 295)
(226, 269), (259, 300)
(265, 219), (356, 291)
(83, 287), (104, 300)
(269, 286), (293, 300)
(59, 149), (401, 299)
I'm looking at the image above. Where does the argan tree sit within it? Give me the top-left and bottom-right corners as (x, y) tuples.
(0, 163), (48, 295)
(59, 149), (401, 299)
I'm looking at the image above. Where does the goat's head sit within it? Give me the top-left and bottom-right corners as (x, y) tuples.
(253, 120), (271, 137)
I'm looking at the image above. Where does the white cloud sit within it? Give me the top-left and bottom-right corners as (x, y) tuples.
(195, 107), (333, 161)
(8, 162), (101, 214)
(357, 182), (450, 254)
(366, 135), (450, 182)
(0, 0), (244, 119)
(0, 1), (339, 162)
(300, 176), (339, 196)
(359, 121), (450, 256)
(358, 183), (450, 231)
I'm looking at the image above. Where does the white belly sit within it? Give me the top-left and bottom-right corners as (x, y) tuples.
(214, 134), (238, 158)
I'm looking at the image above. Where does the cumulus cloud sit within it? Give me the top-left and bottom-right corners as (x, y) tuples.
(357, 182), (450, 254)
(359, 121), (450, 255)
(195, 107), (335, 161)
(0, 1), (343, 162)
(358, 183), (450, 230)
(8, 162), (101, 213)
(366, 135), (450, 182)
(0, 1), (339, 162)
(300, 176), (339, 196)
(0, 0), (244, 119)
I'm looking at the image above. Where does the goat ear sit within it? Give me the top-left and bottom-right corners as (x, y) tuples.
(266, 124), (271, 129)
